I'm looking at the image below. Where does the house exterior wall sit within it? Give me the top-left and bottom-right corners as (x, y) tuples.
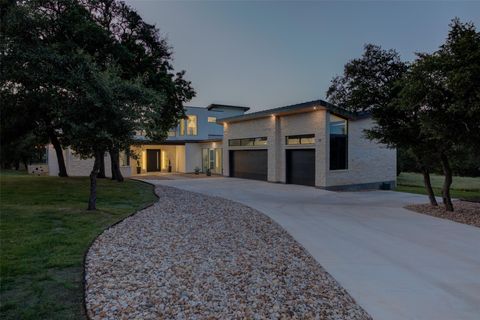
(47, 105), (245, 177)
(47, 145), (128, 177)
(222, 111), (396, 189)
(47, 145), (60, 176)
(325, 117), (396, 189)
(279, 110), (328, 186)
(222, 117), (275, 180)
(162, 106), (246, 142)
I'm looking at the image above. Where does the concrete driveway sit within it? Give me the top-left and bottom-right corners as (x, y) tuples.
(145, 177), (480, 320)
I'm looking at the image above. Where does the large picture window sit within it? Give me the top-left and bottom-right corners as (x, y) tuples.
(329, 114), (348, 170)
(187, 115), (197, 135)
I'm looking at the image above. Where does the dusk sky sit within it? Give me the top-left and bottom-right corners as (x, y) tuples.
(124, 1), (480, 112)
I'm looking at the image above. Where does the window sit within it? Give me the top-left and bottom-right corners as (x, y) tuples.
(228, 137), (268, 147)
(208, 117), (217, 123)
(255, 137), (268, 145)
(179, 119), (185, 136)
(187, 115), (197, 135)
(286, 134), (315, 145)
(329, 114), (348, 170)
(167, 129), (176, 137)
(119, 150), (130, 166)
(202, 148), (223, 174)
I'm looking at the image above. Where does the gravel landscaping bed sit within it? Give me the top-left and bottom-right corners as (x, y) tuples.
(85, 185), (371, 319)
(405, 200), (480, 227)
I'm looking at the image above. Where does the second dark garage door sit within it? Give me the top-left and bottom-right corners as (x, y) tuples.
(286, 149), (316, 186)
(229, 150), (268, 181)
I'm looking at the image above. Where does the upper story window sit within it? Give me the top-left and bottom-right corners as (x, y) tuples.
(167, 129), (176, 137)
(286, 134), (315, 145)
(179, 119), (185, 136)
(228, 137), (267, 147)
(187, 115), (197, 135)
(208, 117), (217, 123)
(329, 114), (348, 170)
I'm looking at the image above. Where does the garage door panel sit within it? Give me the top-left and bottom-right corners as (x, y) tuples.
(230, 150), (267, 181)
(286, 149), (315, 186)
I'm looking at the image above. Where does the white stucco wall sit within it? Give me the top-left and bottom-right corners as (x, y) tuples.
(175, 145), (186, 173)
(47, 144), (60, 176)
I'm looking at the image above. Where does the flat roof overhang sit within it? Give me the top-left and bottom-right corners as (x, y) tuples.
(217, 99), (370, 124)
(132, 138), (222, 145)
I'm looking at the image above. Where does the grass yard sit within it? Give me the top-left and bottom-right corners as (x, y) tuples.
(0, 171), (157, 320)
(396, 172), (480, 201)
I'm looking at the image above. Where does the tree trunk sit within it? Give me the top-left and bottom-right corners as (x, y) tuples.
(109, 148), (124, 182)
(440, 153), (454, 212)
(97, 150), (106, 178)
(14, 160), (20, 171)
(88, 151), (101, 211)
(421, 166), (438, 206)
(48, 130), (68, 177)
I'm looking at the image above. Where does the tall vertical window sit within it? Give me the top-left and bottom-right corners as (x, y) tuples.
(179, 119), (185, 136)
(187, 115), (197, 135)
(119, 150), (130, 166)
(329, 114), (348, 170)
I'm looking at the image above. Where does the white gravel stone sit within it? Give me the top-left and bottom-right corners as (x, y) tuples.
(85, 185), (371, 319)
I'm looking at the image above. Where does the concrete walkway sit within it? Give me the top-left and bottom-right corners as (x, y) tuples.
(145, 177), (480, 320)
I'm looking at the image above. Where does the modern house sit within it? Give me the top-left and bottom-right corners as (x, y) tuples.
(219, 100), (396, 190)
(47, 104), (249, 177)
(47, 99), (396, 190)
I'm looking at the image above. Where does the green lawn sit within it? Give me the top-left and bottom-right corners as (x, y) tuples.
(0, 171), (157, 320)
(396, 172), (480, 201)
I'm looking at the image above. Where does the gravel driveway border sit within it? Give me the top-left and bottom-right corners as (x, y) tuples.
(85, 184), (371, 319)
(81, 180), (158, 320)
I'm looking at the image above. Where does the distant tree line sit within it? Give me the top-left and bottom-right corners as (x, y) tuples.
(327, 18), (480, 211)
(1, 0), (195, 209)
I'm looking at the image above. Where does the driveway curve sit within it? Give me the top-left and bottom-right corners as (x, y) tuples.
(85, 185), (370, 319)
(149, 177), (480, 320)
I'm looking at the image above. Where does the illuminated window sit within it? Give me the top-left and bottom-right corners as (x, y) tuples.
(228, 137), (267, 146)
(179, 119), (185, 136)
(286, 134), (315, 145)
(168, 129), (176, 137)
(208, 117), (217, 123)
(187, 115), (197, 135)
(119, 150), (130, 166)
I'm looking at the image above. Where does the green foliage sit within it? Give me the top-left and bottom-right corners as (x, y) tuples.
(1, 0), (195, 168)
(328, 19), (480, 209)
(0, 171), (157, 319)
(326, 44), (408, 112)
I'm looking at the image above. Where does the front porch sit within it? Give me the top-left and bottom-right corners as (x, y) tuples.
(128, 141), (223, 176)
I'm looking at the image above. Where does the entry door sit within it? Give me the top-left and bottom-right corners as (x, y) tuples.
(146, 149), (161, 172)
(286, 149), (315, 186)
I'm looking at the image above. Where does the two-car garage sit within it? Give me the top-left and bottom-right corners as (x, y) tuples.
(229, 149), (316, 186)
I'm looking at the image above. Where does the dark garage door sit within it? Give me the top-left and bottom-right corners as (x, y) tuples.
(229, 150), (268, 181)
(286, 149), (315, 186)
